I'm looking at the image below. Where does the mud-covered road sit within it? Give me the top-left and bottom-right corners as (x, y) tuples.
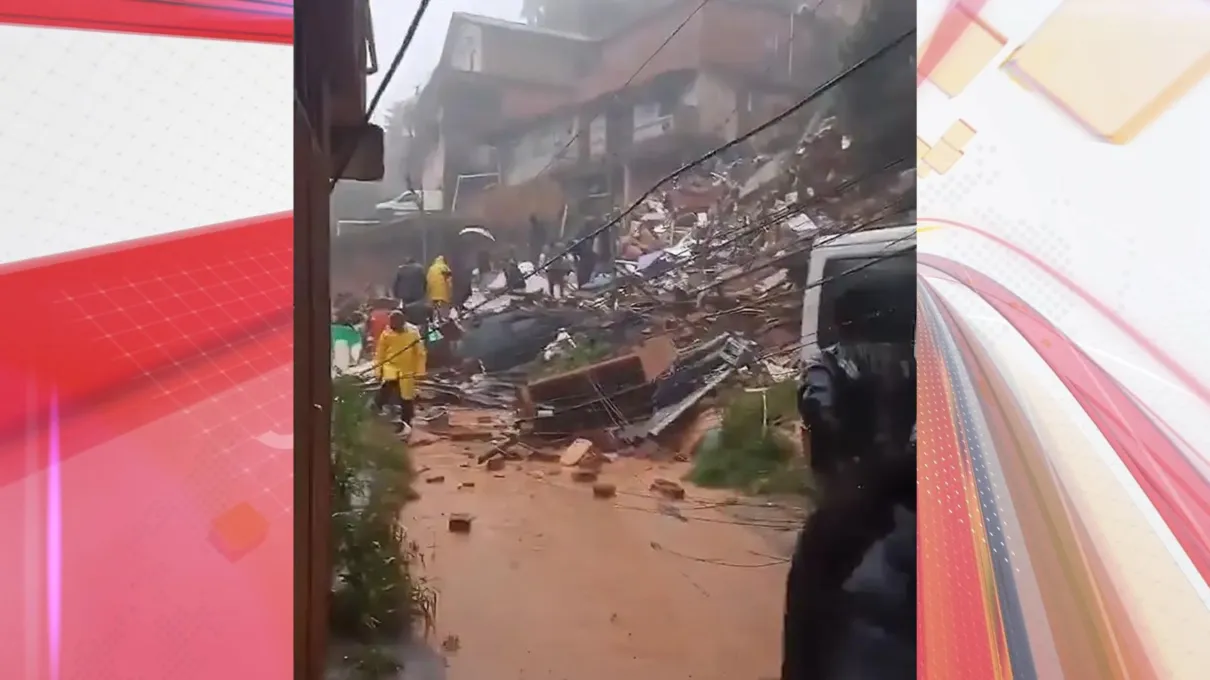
(399, 417), (799, 680)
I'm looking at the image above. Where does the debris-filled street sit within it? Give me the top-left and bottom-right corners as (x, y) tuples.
(399, 412), (799, 680)
(330, 109), (916, 678)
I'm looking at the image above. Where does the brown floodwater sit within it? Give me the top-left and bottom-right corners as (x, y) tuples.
(400, 427), (795, 680)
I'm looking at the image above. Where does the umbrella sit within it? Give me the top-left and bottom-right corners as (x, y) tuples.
(459, 226), (496, 241)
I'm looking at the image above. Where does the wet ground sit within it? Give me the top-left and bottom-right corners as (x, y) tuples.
(398, 413), (800, 680)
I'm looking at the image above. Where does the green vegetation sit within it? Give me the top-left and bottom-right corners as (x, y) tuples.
(531, 337), (613, 377)
(686, 380), (813, 496)
(329, 377), (437, 677)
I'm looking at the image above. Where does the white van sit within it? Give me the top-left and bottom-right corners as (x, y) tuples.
(799, 224), (916, 363)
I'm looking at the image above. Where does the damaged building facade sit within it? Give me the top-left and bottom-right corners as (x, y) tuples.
(403, 0), (808, 241)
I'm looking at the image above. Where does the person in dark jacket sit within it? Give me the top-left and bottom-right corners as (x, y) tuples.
(502, 253), (526, 293)
(391, 257), (427, 305)
(528, 214), (548, 264)
(783, 289), (916, 680)
(798, 287), (915, 484)
(781, 447), (916, 680)
(571, 220), (598, 288)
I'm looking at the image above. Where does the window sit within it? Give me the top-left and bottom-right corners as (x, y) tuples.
(815, 252), (915, 347)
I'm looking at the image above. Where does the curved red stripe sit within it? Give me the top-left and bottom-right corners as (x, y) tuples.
(920, 217), (1210, 409)
(917, 296), (999, 679)
(0, 214), (293, 483)
(0, 0), (291, 43)
(919, 255), (1210, 582)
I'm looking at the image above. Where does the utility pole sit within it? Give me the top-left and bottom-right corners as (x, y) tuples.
(294, 0), (334, 677)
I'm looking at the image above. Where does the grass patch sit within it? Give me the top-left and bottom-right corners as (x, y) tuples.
(686, 381), (812, 494)
(329, 377), (438, 677)
(531, 337), (613, 377)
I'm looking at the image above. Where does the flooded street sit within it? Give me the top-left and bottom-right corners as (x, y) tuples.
(400, 421), (796, 680)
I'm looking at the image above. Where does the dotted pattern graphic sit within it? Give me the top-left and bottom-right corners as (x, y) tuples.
(917, 0), (1210, 677)
(0, 20), (293, 680)
(0, 26), (291, 264)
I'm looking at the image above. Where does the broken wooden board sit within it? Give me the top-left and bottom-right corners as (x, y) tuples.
(560, 438), (594, 467)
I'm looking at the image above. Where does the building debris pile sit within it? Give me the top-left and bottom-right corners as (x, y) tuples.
(333, 117), (913, 466)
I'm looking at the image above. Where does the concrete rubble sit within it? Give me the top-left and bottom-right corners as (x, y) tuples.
(335, 119), (915, 474)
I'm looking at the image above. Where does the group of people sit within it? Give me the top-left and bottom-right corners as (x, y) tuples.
(531, 213), (609, 298)
(370, 254), (460, 439)
(390, 255), (454, 320)
(365, 231), (917, 675)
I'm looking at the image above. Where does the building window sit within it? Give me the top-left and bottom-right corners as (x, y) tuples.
(452, 25), (482, 72)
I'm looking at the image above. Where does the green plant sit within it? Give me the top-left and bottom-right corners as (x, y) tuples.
(532, 337), (612, 377)
(686, 382), (808, 493)
(329, 377), (437, 677)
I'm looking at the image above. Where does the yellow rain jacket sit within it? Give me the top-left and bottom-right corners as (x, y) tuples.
(426, 256), (452, 304)
(374, 323), (427, 400)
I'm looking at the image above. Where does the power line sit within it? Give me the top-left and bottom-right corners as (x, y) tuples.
(357, 27), (916, 373)
(613, 156), (912, 297)
(530, 0), (714, 180)
(329, 0), (435, 191)
(520, 27), (915, 287)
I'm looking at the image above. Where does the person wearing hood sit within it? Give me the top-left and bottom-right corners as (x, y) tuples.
(391, 256), (427, 305)
(502, 252), (526, 293)
(798, 287), (914, 483)
(426, 255), (453, 320)
(571, 219), (598, 288)
(373, 309), (427, 437)
(782, 286), (916, 680)
(528, 214), (548, 264)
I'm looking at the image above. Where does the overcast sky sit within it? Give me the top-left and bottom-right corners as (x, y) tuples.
(367, 0), (524, 120)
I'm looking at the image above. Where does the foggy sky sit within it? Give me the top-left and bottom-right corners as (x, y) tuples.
(367, 0), (524, 121)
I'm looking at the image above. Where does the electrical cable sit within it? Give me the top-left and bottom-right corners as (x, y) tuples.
(511, 242), (917, 420)
(512, 27), (915, 292)
(356, 27), (915, 374)
(359, 174), (912, 378)
(329, 0), (435, 191)
(529, 0), (715, 181)
(613, 155), (912, 297)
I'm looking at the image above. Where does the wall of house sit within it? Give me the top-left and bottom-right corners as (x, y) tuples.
(462, 175), (565, 233)
(501, 117), (579, 186)
(480, 28), (585, 85)
(740, 89), (798, 151)
(499, 85), (575, 120)
(420, 135), (445, 208)
(692, 72), (739, 140)
(449, 23), (484, 72)
(700, 2), (792, 74)
(583, 3), (703, 97)
(587, 114), (608, 158)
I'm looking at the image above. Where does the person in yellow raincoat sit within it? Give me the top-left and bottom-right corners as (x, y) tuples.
(426, 255), (453, 320)
(373, 309), (427, 437)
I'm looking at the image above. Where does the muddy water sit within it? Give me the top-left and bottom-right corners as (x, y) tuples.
(402, 436), (794, 680)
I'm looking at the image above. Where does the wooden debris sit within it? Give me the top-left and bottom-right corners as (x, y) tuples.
(650, 478), (686, 500)
(448, 514), (473, 533)
(592, 482), (617, 499)
(560, 438), (594, 467)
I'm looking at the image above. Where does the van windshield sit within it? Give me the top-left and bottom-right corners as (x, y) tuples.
(816, 250), (915, 347)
